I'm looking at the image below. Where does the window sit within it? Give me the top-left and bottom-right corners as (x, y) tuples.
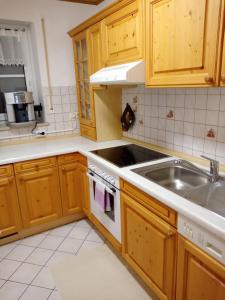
(0, 22), (42, 121)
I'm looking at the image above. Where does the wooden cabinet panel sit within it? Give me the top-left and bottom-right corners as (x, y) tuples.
(73, 31), (96, 127)
(79, 164), (90, 217)
(15, 157), (56, 174)
(0, 177), (22, 238)
(16, 167), (62, 228)
(58, 153), (87, 166)
(146, 0), (223, 86)
(101, 0), (143, 66)
(87, 22), (103, 74)
(59, 162), (83, 216)
(220, 31), (225, 86)
(80, 124), (97, 140)
(120, 179), (177, 226)
(0, 165), (13, 177)
(177, 235), (225, 300)
(121, 192), (177, 300)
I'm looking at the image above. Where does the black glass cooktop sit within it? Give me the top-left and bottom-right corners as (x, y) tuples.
(91, 144), (169, 167)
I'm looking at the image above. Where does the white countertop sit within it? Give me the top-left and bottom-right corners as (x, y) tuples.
(1, 135), (225, 243)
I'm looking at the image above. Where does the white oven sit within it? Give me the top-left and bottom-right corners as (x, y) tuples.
(87, 158), (121, 243)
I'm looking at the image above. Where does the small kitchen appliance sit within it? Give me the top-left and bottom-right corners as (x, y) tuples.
(4, 91), (35, 126)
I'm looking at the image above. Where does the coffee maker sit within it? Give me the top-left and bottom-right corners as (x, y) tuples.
(4, 91), (35, 126)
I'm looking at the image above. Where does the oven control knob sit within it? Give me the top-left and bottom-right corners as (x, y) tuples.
(89, 165), (95, 172)
(109, 177), (115, 185)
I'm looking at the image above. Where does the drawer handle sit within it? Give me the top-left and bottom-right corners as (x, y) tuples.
(221, 75), (225, 83)
(205, 76), (214, 83)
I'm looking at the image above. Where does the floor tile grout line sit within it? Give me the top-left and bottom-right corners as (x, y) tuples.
(0, 243), (18, 260)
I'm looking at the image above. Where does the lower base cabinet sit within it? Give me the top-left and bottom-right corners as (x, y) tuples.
(176, 235), (225, 300)
(16, 166), (62, 228)
(59, 160), (90, 217)
(121, 191), (177, 300)
(0, 174), (22, 237)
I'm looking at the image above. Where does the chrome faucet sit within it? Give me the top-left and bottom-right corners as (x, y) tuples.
(201, 155), (220, 183)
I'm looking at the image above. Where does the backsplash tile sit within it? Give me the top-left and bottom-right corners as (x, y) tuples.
(122, 86), (225, 164)
(0, 86), (79, 143)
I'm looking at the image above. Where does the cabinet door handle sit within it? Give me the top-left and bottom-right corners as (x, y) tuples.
(221, 75), (225, 83)
(205, 76), (214, 83)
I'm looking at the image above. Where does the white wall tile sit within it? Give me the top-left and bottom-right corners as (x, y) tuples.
(123, 86), (225, 163)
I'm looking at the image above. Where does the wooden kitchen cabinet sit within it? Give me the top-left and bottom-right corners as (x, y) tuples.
(121, 191), (177, 300)
(220, 29), (225, 86)
(101, 0), (143, 66)
(58, 153), (90, 217)
(16, 164), (62, 228)
(176, 235), (225, 300)
(73, 31), (96, 128)
(87, 22), (103, 75)
(146, 0), (224, 87)
(0, 165), (22, 238)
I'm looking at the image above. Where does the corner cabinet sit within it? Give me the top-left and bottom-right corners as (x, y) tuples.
(0, 165), (22, 238)
(176, 235), (225, 300)
(58, 153), (90, 217)
(146, 0), (224, 87)
(101, 0), (143, 66)
(121, 191), (177, 300)
(73, 31), (96, 131)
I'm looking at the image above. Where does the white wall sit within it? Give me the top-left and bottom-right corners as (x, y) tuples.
(0, 0), (106, 87)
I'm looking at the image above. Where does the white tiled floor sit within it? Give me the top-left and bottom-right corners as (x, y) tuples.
(0, 219), (105, 300)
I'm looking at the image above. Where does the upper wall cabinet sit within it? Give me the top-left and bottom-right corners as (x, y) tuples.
(146, 0), (224, 87)
(101, 0), (143, 66)
(73, 31), (95, 127)
(87, 22), (103, 75)
(220, 31), (225, 86)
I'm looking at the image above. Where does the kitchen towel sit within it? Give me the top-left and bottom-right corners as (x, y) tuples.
(95, 181), (106, 211)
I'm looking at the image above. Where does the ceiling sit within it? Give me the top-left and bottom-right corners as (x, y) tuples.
(60, 0), (104, 5)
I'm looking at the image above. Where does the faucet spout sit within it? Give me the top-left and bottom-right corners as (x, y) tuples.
(201, 155), (219, 182)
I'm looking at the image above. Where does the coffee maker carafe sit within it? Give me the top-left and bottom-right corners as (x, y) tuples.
(5, 91), (35, 126)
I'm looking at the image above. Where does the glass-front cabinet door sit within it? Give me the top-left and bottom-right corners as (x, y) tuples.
(73, 31), (95, 127)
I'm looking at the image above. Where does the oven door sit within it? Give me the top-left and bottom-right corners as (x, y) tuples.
(87, 172), (121, 243)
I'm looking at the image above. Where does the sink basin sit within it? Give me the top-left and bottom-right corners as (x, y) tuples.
(133, 159), (210, 195)
(132, 159), (225, 219)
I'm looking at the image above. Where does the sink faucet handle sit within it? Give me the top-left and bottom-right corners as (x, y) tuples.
(200, 155), (219, 181)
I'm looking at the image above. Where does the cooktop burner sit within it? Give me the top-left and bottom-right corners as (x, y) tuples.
(91, 144), (169, 167)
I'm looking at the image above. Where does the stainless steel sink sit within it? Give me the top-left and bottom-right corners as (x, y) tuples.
(132, 159), (225, 218)
(133, 160), (210, 195)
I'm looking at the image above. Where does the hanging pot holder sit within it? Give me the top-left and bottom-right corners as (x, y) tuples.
(121, 103), (135, 131)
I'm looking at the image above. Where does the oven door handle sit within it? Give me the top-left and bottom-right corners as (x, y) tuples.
(87, 172), (117, 195)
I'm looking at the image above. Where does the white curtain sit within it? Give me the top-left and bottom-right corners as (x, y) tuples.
(0, 28), (26, 66)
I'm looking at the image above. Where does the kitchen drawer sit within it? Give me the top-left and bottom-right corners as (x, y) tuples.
(14, 157), (57, 174)
(120, 179), (177, 227)
(58, 153), (87, 166)
(80, 124), (97, 141)
(0, 164), (13, 177)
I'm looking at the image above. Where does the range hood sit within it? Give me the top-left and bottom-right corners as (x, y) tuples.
(90, 60), (145, 85)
